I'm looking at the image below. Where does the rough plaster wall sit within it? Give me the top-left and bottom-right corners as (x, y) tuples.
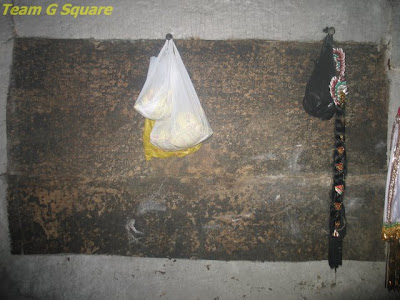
(0, 13), (13, 257)
(1, 0), (399, 299)
(0, 12), (13, 298)
(390, 0), (400, 68)
(388, 0), (400, 147)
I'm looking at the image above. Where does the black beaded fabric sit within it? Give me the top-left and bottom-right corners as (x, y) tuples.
(302, 28), (348, 269)
(328, 99), (347, 269)
(302, 32), (336, 121)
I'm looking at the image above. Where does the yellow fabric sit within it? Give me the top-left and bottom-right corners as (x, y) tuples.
(382, 224), (400, 240)
(143, 118), (202, 161)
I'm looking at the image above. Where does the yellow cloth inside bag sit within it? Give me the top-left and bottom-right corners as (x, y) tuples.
(143, 118), (202, 161)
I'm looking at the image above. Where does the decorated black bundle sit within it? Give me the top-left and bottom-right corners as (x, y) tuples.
(302, 27), (337, 120)
(302, 27), (348, 269)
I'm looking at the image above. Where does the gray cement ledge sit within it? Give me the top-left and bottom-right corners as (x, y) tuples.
(1, 256), (398, 300)
(8, 0), (391, 43)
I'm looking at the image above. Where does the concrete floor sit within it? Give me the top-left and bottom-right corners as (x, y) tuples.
(1, 255), (399, 300)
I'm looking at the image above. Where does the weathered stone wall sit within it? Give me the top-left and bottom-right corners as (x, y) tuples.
(7, 38), (388, 261)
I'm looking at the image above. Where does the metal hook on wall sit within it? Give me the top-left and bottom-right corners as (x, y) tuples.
(323, 27), (335, 35)
(165, 33), (175, 53)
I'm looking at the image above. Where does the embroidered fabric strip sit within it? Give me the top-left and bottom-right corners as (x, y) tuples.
(382, 111), (400, 291)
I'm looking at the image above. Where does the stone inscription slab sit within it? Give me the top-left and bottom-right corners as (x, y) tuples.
(7, 39), (388, 261)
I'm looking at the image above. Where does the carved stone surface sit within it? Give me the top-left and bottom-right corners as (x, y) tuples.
(7, 39), (388, 260)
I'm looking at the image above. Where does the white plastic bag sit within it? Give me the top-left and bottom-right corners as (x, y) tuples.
(134, 42), (172, 120)
(135, 39), (213, 151)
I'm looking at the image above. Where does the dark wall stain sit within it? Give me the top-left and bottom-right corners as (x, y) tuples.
(6, 39), (388, 261)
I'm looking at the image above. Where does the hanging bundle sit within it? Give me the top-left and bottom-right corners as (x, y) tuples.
(302, 27), (348, 269)
(382, 108), (400, 291)
(302, 27), (337, 121)
(135, 34), (213, 158)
